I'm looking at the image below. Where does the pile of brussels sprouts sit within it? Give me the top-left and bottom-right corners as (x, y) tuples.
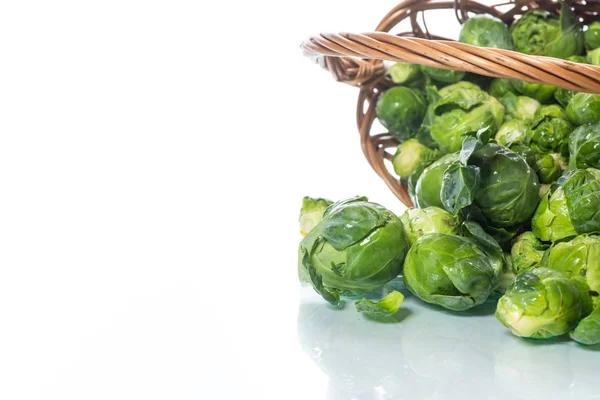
(297, 5), (600, 346)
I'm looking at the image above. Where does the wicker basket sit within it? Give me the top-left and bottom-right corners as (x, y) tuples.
(301, 0), (600, 207)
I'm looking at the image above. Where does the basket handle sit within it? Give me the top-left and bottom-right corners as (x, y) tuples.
(301, 32), (600, 93)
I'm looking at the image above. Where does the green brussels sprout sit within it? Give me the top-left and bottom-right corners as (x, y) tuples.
(534, 153), (565, 184)
(585, 21), (600, 50)
(420, 65), (465, 84)
(532, 169), (600, 242)
(388, 63), (422, 85)
(510, 10), (558, 55)
(414, 152), (459, 209)
(510, 6), (583, 59)
(510, 80), (557, 104)
(399, 206), (460, 246)
(376, 86), (427, 141)
(425, 82), (504, 153)
(495, 119), (529, 147)
(526, 104), (573, 155)
(566, 93), (600, 125)
(392, 139), (440, 179)
(535, 103), (567, 119)
(553, 88), (576, 108)
(298, 196), (409, 305)
(496, 267), (587, 339)
(587, 48), (600, 65)
(489, 78), (515, 99)
(501, 93), (540, 121)
(531, 186), (577, 242)
(540, 235), (600, 295)
(570, 307), (600, 346)
(511, 232), (547, 273)
(496, 120), (528, 147)
(459, 14), (513, 50)
(569, 122), (600, 170)
(509, 144), (537, 169)
(470, 144), (540, 227)
(403, 232), (502, 311)
(299, 196), (333, 237)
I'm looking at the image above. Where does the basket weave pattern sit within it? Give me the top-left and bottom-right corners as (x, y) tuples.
(301, 0), (600, 207)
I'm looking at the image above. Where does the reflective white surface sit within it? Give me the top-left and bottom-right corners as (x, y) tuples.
(296, 283), (600, 400)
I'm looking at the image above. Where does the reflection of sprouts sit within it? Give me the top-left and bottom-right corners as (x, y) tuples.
(297, 291), (501, 399)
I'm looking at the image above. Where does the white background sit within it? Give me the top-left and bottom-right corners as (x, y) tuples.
(1, 1), (599, 399)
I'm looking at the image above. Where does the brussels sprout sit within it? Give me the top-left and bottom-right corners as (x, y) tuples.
(392, 139), (440, 180)
(388, 63), (422, 85)
(459, 14), (513, 50)
(554, 88), (576, 108)
(501, 93), (540, 121)
(510, 5), (583, 59)
(495, 120), (529, 147)
(299, 196), (333, 237)
(535, 103), (567, 119)
(526, 104), (573, 155)
(420, 65), (465, 84)
(425, 82), (504, 153)
(298, 196), (409, 305)
(534, 153), (565, 184)
(511, 232), (547, 273)
(414, 152), (460, 209)
(376, 86), (427, 141)
(489, 78), (515, 99)
(509, 144), (537, 169)
(355, 290), (404, 319)
(540, 235), (600, 295)
(532, 186), (577, 242)
(495, 119), (527, 147)
(560, 169), (600, 234)
(510, 10), (558, 55)
(570, 307), (600, 346)
(403, 232), (502, 311)
(510, 80), (557, 104)
(566, 93), (600, 125)
(585, 21), (600, 50)
(470, 144), (540, 227)
(587, 48), (600, 65)
(532, 169), (600, 242)
(569, 122), (600, 170)
(400, 206), (460, 246)
(496, 267), (587, 339)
